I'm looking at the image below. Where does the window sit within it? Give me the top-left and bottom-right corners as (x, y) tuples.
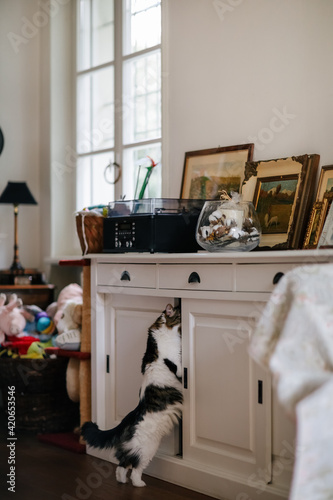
(76, 0), (162, 210)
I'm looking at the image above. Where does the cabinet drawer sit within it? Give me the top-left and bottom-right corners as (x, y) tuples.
(236, 263), (296, 292)
(97, 264), (156, 288)
(158, 264), (233, 291)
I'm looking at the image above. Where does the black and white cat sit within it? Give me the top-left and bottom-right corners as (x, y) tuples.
(81, 303), (182, 487)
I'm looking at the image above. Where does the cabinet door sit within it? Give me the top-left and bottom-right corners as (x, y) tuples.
(104, 294), (180, 456)
(182, 298), (272, 481)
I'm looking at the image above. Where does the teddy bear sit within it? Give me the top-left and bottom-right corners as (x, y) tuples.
(43, 283), (84, 402)
(51, 283), (83, 326)
(54, 300), (83, 403)
(55, 300), (82, 351)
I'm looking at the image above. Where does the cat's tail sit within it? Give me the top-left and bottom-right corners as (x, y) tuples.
(81, 421), (117, 450)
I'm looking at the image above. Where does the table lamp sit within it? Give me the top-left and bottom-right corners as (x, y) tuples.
(0, 181), (37, 273)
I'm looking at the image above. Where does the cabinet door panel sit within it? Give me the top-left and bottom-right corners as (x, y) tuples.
(194, 322), (251, 449)
(105, 295), (179, 456)
(182, 299), (271, 480)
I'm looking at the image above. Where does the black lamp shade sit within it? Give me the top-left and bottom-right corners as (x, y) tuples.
(0, 182), (37, 205)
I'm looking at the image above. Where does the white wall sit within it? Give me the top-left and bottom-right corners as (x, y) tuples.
(49, 0), (77, 257)
(0, 0), (41, 270)
(0, 0), (77, 273)
(165, 0), (333, 196)
(0, 0), (333, 271)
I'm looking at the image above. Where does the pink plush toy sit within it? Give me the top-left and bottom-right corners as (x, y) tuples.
(0, 293), (26, 344)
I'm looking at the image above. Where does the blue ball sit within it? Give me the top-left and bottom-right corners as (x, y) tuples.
(37, 316), (51, 332)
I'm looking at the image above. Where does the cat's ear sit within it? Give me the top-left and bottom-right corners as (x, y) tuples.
(165, 304), (174, 317)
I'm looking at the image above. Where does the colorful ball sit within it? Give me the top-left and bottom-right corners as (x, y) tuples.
(37, 316), (55, 335)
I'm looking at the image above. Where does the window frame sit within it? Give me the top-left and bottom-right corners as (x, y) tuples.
(75, 0), (164, 208)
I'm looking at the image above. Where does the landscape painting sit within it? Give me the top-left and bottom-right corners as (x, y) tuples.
(188, 170), (241, 199)
(254, 175), (299, 234)
(181, 144), (253, 199)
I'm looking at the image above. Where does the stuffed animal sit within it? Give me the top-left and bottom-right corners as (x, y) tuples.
(0, 294), (26, 344)
(55, 300), (82, 351)
(52, 283), (83, 326)
(44, 283), (83, 403)
(21, 341), (46, 359)
(55, 299), (83, 403)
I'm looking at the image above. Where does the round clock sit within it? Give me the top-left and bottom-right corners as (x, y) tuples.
(0, 128), (4, 155)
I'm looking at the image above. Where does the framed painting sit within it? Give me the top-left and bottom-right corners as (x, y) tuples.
(242, 154), (320, 249)
(180, 144), (254, 199)
(315, 165), (333, 201)
(253, 174), (299, 235)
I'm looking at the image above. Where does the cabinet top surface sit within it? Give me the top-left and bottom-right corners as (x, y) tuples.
(87, 249), (333, 265)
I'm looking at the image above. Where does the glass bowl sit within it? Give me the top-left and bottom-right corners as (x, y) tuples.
(196, 200), (261, 252)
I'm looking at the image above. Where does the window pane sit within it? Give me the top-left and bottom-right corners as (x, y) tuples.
(92, 0), (114, 67)
(77, 0), (91, 71)
(123, 0), (161, 55)
(77, 66), (114, 154)
(123, 50), (161, 144)
(77, 73), (91, 153)
(76, 152), (115, 210)
(78, 0), (114, 71)
(76, 156), (92, 210)
(92, 67), (114, 148)
(123, 143), (161, 199)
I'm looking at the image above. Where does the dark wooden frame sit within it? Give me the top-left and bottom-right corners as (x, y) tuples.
(242, 154), (320, 249)
(180, 143), (254, 199)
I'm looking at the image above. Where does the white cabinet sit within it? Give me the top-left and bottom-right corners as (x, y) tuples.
(88, 250), (333, 500)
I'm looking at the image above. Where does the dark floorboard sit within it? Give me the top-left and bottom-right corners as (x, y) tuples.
(0, 409), (215, 500)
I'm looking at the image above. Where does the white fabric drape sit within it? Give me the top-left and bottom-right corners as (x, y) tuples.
(250, 263), (333, 500)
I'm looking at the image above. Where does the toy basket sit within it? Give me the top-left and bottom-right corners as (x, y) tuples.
(0, 357), (79, 433)
(76, 213), (104, 255)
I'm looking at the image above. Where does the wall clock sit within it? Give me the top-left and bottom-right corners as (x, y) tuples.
(0, 128), (4, 155)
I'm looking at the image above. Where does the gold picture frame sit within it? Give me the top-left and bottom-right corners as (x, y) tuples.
(303, 192), (333, 249)
(180, 144), (254, 199)
(303, 201), (324, 249)
(242, 154), (320, 249)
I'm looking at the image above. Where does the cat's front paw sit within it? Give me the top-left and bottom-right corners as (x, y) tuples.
(116, 466), (128, 484)
(131, 469), (146, 487)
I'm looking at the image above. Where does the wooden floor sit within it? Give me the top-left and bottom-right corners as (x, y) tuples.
(0, 409), (215, 500)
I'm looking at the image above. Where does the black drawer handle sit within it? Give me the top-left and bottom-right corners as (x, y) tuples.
(120, 271), (131, 281)
(188, 271), (201, 284)
(273, 272), (284, 285)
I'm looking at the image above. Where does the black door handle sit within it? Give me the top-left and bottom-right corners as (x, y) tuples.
(188, 271), (200, 283)
(120, 271), (131, 281)
(273, 272), (284, 285)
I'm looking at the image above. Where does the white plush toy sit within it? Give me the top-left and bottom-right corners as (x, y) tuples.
(55, 300), (83, 403)
(55, 300), (82, 351)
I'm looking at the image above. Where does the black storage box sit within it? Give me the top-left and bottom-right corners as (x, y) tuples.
(103, 198), (205, 253)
